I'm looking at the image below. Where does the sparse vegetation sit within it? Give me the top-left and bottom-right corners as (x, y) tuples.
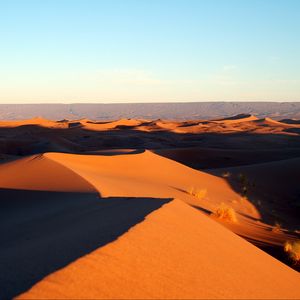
(237, 173), (250, 197)
(188, 187), (207, 200)
(239, 196), (248, 202)
(272, 222), (282, 233)
(222, 171), (231, 178)
(212, 203), (238, 223)
(284, 240), (300, 264)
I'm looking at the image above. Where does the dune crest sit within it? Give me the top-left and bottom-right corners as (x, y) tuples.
(18, 199), (300, 299)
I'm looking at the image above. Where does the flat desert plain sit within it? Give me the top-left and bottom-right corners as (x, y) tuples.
(0, 114), (300, 299)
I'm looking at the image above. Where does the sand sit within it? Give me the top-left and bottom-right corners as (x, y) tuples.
(0, 116), (299, 299)
(18, 199), (300, 299)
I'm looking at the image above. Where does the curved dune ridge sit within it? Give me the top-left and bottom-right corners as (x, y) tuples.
(82, 118), (145, 131)
(0, 150), (257, 218)
(18, 199), (300, 299)
(214, 114), (259, 123)
(0, 150), (299, 298)
(0, 152), (298, 247)
(0, 117), (65, 128)
(45, 151), (267, 230)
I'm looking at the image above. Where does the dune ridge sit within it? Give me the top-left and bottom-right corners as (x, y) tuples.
(18, 199), (300, 299)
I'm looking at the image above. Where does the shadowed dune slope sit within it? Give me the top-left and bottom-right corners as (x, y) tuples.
(155, 146), (300, 169)
(18, 199), (300, 299)
(214, 114), (259, 123)
(209, 157), (300, 229)
(0, 188), (170, 299)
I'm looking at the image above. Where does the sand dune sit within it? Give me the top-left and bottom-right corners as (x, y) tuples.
(0, 116), (300, 299)
(214, 114), (259, 123)
(0, 150), (254, 218)
(0, 154), (95, 192)
(280, 118), (300, 124)
(0, 117), (66, 128)
(0, 190), (170, 299)
(1, 115), (300, 159)
(18, 199), (300, 299)
(155, 146), (300, 169)
(82, 118), (145, 131)
(210, 157), (300, 230)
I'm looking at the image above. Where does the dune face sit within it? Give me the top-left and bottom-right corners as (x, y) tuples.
(0, 115), (300, 299)
(0, 154), (96, 192)
(17, 200), (300, 299)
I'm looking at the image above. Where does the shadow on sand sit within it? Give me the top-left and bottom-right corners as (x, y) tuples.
(0, 188), (172, 299)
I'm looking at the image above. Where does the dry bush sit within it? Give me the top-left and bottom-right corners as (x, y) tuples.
(212, 203), (238, 223)
(272, 222), (282, 233)
(188, 187), (207, 200)
(284, 240), (300, 264)
(222, 171), (231, 178)
(238, 173), (249, 196)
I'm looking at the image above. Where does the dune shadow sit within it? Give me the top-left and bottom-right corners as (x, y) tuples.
(206, 167), (300, 231)
(284, 127), (300, 135)
(2, 124), (300, 162)
(191, 205), (212, 215)
(0, 188), (172, 299)
(87, 148), (145, 156)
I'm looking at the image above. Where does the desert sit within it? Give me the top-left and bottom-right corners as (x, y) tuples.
(2, 0), (300, 298)
(0, 114), (299, 299)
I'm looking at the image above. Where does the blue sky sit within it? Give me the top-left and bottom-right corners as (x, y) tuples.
(0, 0), (299, 103)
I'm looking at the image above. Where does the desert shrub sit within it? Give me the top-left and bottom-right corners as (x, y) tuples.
(188, 187), (207, 200)
(238, 173), (249, 196)
(222, 171), (231, 178)
(272, 222), (282, 233)
(284, 240), (300, 264)
(238, 173), (248, 185)
(212, 203), (238, 223)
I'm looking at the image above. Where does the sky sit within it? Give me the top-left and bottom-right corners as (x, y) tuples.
(0, 0), (300, 103)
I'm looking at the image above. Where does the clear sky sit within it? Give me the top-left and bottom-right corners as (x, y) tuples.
(0, 0), (299, 103)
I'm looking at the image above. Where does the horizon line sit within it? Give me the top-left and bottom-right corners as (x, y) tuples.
(1, 100), (300, 105)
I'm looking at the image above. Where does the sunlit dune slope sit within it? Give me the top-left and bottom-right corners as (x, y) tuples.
(0, 154), (96, 192)
(18, 199), (300, 299)
(0, 117), (66, 128)
(44, 151), (258, 219)
(0, 150), (258, 218)
(82, 118), (145, 131)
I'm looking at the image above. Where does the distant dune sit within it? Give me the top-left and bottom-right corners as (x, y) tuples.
(0, 115), (300, 299)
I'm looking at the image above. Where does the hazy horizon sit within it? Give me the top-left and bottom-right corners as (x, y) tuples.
(1, 100), (300, 105)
